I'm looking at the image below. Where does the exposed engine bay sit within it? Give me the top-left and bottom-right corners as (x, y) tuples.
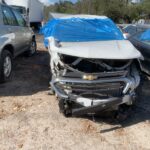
(60, 54), (132, 72)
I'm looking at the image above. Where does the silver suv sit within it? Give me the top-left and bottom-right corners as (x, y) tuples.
(0, 3), (36, 83)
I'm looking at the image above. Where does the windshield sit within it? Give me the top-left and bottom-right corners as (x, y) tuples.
(134, 29), (150, 45)
(11, 5), (26, 15)
(42, 18), (124, 47)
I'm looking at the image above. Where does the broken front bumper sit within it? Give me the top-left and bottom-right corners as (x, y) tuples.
(71, 96), (134, 116)
(50, 75), (139, 107)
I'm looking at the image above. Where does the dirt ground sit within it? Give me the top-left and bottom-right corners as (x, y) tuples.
(0, 35), (150, 150)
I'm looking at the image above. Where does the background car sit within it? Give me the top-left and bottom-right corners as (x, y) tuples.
(122, 24), (150, 75)
(0, 3), (37, 83)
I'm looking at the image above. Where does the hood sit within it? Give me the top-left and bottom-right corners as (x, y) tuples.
(48, 37), (142, 60)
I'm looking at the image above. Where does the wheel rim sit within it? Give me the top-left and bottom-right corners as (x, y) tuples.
(3, 56), (12, 78)
(30, 41), (36, 54)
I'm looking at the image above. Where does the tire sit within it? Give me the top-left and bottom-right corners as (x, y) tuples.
(115, 105), (132, 122)
(0, 50), (13, 83)
(58, 98), (72, 117)
(26, 39), (37, 57)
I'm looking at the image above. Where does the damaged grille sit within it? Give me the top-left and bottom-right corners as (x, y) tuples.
(55, 81), (125, 99)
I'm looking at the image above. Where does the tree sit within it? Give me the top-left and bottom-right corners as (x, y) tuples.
(43, 0), (149, 23)
(141, 0), (150, 18)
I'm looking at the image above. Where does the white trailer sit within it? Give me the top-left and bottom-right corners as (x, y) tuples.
(4, 0), (44, 29)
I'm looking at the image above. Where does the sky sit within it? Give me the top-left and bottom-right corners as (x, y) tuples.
(39, 0), (77, 5)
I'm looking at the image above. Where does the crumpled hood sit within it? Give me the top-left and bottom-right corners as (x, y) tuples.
(48, 37), (142, 60)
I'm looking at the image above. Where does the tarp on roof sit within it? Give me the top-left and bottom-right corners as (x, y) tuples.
(41, 16), (124, 47)
(140, 29), (150, 41)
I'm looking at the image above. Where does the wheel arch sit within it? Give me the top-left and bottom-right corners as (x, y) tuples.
(32, 35), (36, 41)
(1, 44), (14, 58)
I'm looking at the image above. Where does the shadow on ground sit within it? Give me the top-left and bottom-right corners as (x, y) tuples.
(74, 78), (150, 132)
(0, 45), (149, 131)
(0, 50), (50, 96)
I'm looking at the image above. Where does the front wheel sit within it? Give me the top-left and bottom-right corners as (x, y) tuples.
(58, 98), (72, 117)
(0, 50), (13, 83)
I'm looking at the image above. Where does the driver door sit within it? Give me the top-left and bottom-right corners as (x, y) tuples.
(1, 5), (26, 56)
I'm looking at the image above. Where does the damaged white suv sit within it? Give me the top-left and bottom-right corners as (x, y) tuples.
(42, 15), (142, 117)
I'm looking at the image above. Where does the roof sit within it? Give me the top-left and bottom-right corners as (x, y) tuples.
(49, 13), (107, 20)
(61, 15), (108, 19)
(49, 12), (73, 19)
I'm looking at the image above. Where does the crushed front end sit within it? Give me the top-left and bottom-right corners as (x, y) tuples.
(50, 53), (140, 116)
(42, 15), (142, 117)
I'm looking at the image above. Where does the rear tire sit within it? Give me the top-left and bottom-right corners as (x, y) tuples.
(0, 50), (13, 83)
(26, 39), (37, 57)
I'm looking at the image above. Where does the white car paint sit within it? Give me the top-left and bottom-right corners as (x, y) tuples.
(48, 37), (142, 60)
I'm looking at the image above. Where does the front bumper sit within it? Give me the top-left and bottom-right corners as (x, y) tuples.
(71, 95), (135, 116)
(50, 75), (139, 114)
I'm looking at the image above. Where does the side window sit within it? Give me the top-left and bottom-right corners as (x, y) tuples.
(2, 12), (8, 25)
(12, 10), (26, 27)
(2, 6), (18, 26)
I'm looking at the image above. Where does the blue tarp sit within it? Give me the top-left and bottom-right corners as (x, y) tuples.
(41, 17), (124, 47)
(140, 29), (150, 41)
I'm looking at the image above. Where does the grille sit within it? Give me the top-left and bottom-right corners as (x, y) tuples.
(56, 82), (125, 99)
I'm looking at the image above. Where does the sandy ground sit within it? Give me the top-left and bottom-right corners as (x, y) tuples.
(0, 35), (150, 150)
